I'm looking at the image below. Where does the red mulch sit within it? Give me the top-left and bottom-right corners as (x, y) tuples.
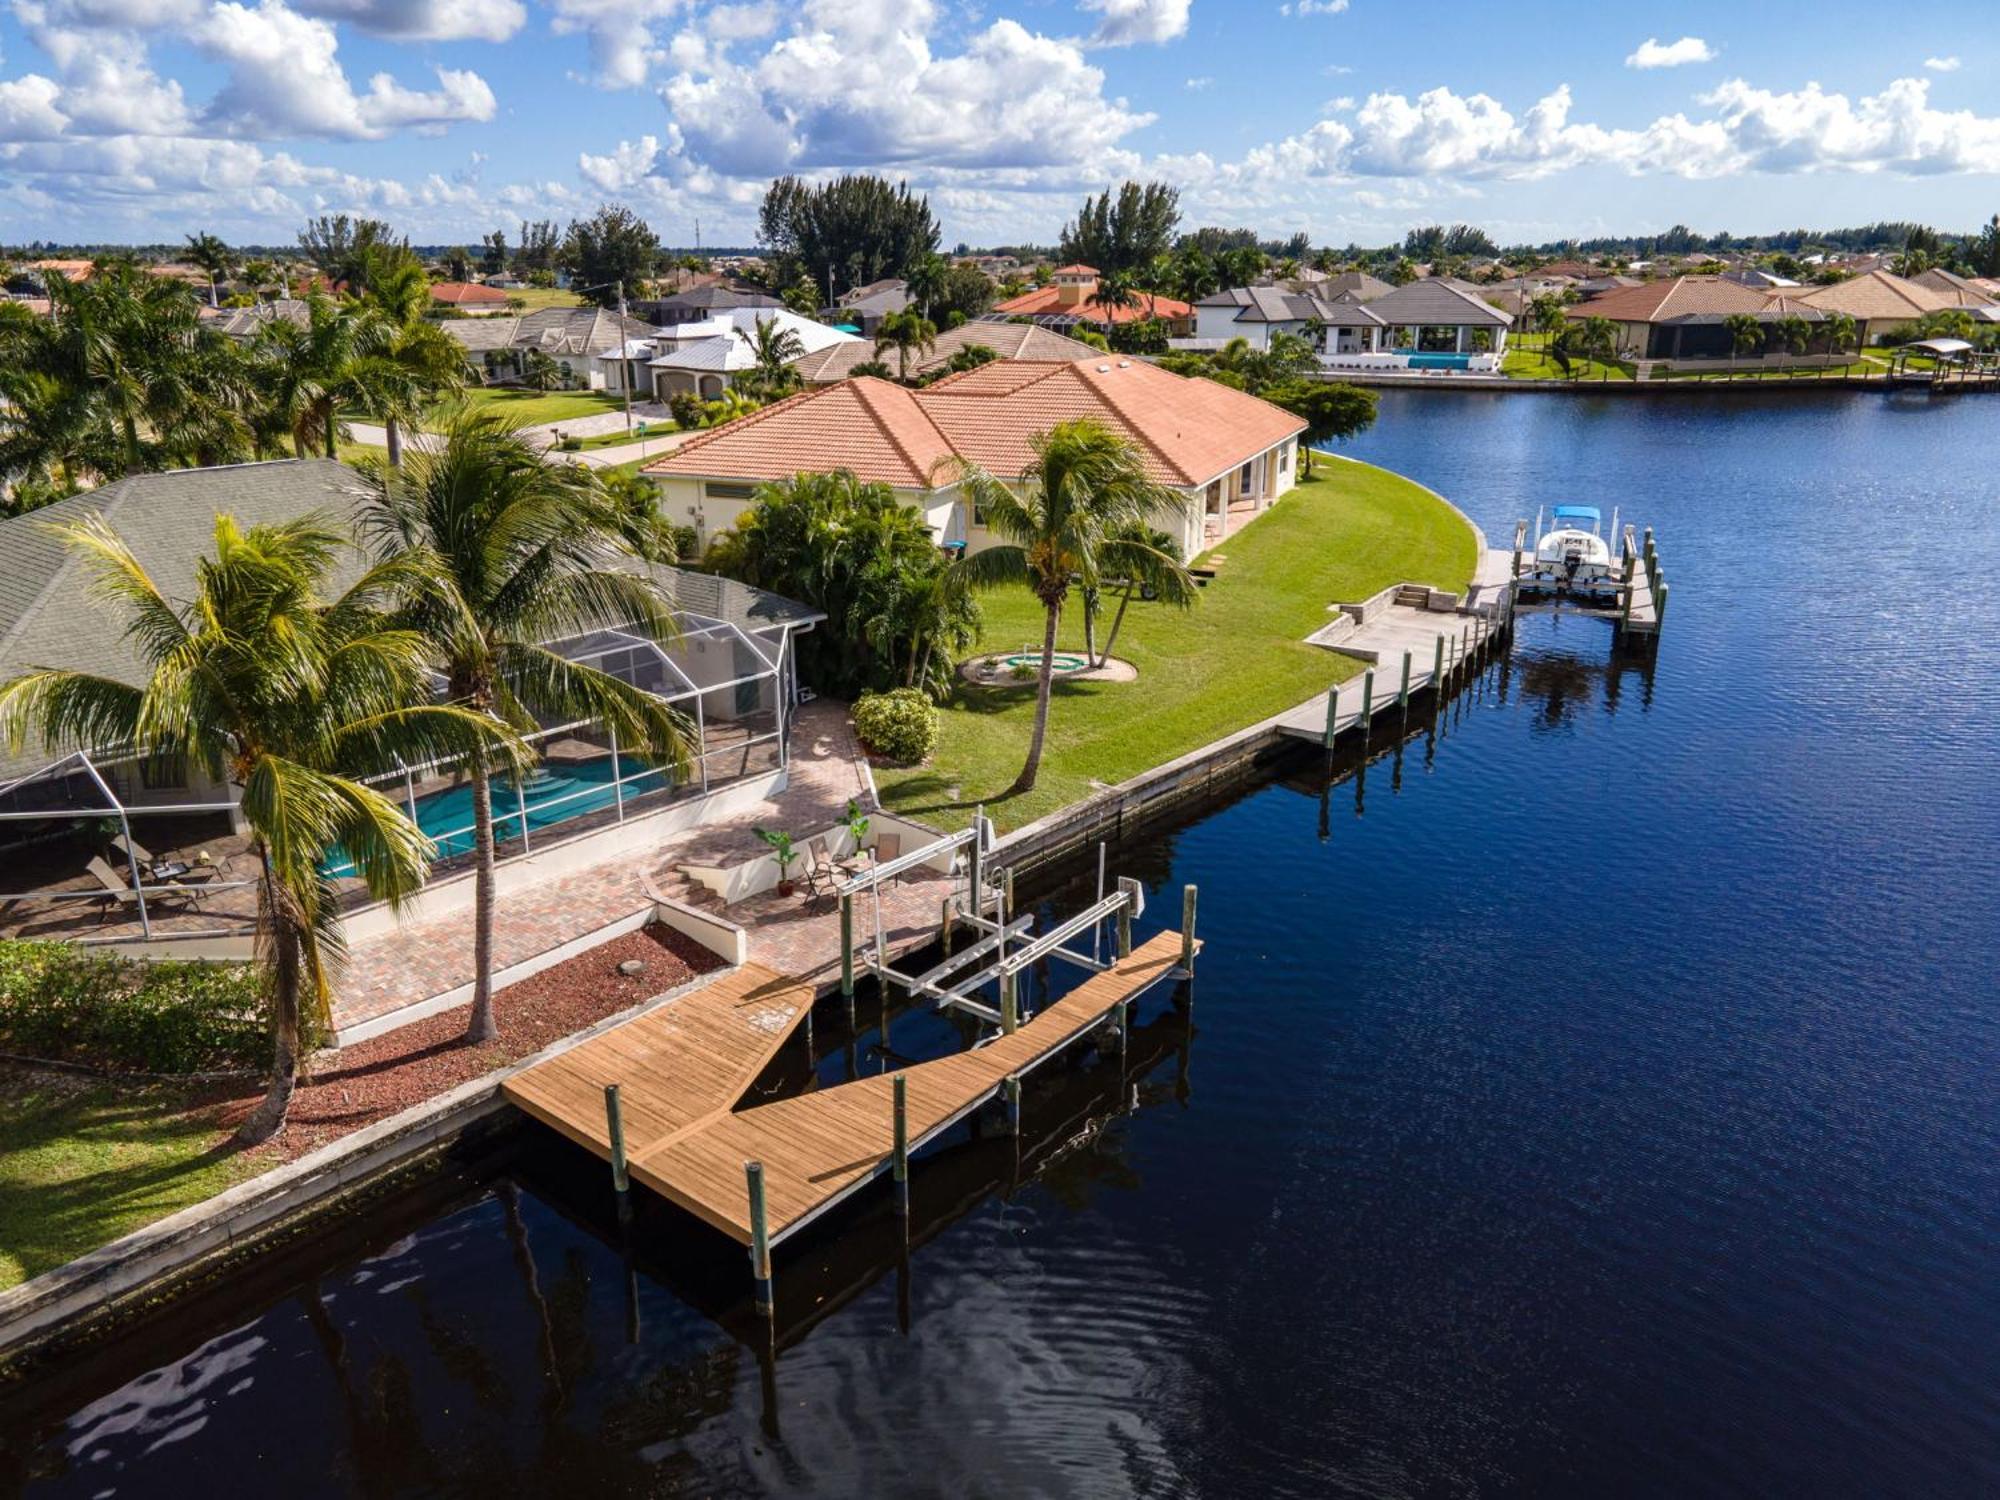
(221, 924), (724, 1162)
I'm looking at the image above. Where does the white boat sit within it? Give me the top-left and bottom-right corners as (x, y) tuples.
(1532, 505), (1614, 585)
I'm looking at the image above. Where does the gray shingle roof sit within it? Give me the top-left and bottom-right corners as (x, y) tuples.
(444, 307), (660, 358)
(1364, 279), (1511, 327)
(0, 460), (377, 783)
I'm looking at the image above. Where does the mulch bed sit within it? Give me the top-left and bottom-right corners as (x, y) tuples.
(220, 924), (724, 1163)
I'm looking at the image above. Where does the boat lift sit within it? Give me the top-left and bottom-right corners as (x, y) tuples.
(834, 809), (1150, 1038)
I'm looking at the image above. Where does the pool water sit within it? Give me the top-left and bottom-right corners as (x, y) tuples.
(323, 754), (667, 875)
(1002, 652), (1091, 673)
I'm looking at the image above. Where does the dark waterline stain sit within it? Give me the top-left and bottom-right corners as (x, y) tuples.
(5, 391), (1998, 1498)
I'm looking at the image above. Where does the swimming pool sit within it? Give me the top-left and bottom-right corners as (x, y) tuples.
(1407, 351), (1472, 370)
(324, 754), (667, 875)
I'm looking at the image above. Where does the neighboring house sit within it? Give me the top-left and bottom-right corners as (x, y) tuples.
(789, 320), (1101, 385)
(445, 307), (664, 391)
(1909, 267), (2000, 303)
(1791, 270), (1977, 345)
(204, 299), (313, 340)
(0, 459), (825, 952)
(634, 285), (782, 327)
(826, 278), (910, 336)
(990, 265), (1195, 337)
(27, 258), (95, 284)
(1309, 270), (1396, 303)
(1722, 269), (1803, 290)
(1184, 285), (1368, 352)
(431, 281), (512, 315)
(1363, 279), (1512, 355)
(1567, 277), (1798, 358)
(642, 356), (1306, 560)
(637, 307), (861, 401)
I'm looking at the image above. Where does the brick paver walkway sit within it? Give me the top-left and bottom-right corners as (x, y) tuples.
(331, 701), (902, 1035)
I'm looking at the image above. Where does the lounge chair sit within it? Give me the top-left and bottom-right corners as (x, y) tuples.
(86, 856), (192, 923)
(111, 833), (152, 868)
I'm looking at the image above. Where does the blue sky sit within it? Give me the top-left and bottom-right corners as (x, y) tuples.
(1, 0), (1996, 247)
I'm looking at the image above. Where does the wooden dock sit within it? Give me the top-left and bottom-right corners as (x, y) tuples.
(501, 930), (1191, 1249)
(1278, 595), (1504, 746)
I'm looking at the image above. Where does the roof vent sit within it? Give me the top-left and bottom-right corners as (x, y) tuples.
(1117, 360), (1130, 368)
(1096, 363), (1112, 372)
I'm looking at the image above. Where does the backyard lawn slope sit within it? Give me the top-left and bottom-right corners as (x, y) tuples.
(876, 457), (1478, 832)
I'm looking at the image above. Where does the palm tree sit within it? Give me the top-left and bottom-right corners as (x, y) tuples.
(873, 310), (938, 382)
(356, 252), (467, 467)
(252, 293), (380, 459)
(851, 359), (894, 379)
(1723, 312), (1764, 373)
(1090, 523), (1198, 668)
(905, 253), (949, 320)
(0, 512), (515, 1141)
(734, 316), (807, 399)
(954, 419), (1193, 796)
(185, 232), (233, 309)
(1822, 312), (1859, 359)
(358, 409), (694, 1042)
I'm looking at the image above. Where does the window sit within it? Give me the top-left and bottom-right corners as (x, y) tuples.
(1278, 445), (1289, 474)
(1239, 462), (1253, 494)
(139, 753), (188, 791)
(705, 481), (756, 501)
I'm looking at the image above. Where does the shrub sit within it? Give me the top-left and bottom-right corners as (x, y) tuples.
(0, 941), (273, 1074)
(667, 391), (704, 429)
(853, 689), (938, 765)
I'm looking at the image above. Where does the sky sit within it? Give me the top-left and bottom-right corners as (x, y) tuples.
(1, 0), (1997, 249)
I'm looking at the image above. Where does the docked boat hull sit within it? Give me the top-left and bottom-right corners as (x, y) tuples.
(1533, 527), (1614, 584)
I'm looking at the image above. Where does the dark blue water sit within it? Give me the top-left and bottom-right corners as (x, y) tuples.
(6, 391), (1998, 1497)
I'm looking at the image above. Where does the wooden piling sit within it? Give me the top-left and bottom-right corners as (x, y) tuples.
(746, 1161), (772, 1314)
(967, 808), (984, 924)
(1324, 683), (1339, 747)
(604, 1084), (630, 1199)
(892, 1073), (909, 1216)
(839, 892), (854, 1001)
(999, 970), (1018, 1034)
(1432, 633), (1445, 693)
(940, 897), (954, 957)
(1399, 649), (1412, 707)
(1003, 1074), (1022, 1135)
(1180, 884), (1198, 973)
(1361, 669), (1374, 732)
(1655, 578), (1669, 627)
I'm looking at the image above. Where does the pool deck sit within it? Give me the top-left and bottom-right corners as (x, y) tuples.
(330, 702), (949, 1040)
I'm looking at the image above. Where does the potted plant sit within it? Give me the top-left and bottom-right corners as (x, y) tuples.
(755, 828), (800, 896)
(843, 798), (871, 854)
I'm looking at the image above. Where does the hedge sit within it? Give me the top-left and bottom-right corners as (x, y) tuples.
(0, 941), (271, 1074)
(853, 688), (938, 765)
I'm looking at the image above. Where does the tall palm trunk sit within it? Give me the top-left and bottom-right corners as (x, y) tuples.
(1098, 584), (1135, 668)
(1010, 596), (1061, 796)
(1081, 585), (1099, 664)
(324, 402), (340, 460)
(238, 850), (303, 1144)
(385, 414), (403, 469)
(467, 767), (499, 1043)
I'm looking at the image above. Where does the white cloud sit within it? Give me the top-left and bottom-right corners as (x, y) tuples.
(1078, 0), (1188, 47)
(544, 0), (686, 87)
(1279, 0), (1348, 15)
(0, 74), (70, 141)
(1184, 75), (1211, 91)
(1626, 36), (1717, 69)
(290, 0), (526, 42)
(194, 0), (496, 138)
(1924, 56), (1960, 73)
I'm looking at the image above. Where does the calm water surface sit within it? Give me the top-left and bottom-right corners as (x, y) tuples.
(5, 390), (1997, 1498)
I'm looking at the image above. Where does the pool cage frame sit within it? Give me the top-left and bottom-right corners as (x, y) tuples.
(0, 609), (801, 943)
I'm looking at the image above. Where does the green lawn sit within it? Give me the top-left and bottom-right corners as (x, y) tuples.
(874, 459), (1478, 834)
(0, 1068), (258, 1290)
(1502, 348), (1635, 382)
(558, 424), (674, 453)
(503, 286), (591, 312)
(464, 387), (627, 427)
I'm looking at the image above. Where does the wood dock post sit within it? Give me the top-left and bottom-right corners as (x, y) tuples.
(892, 1073), (909, 1217)
(1512, 519), (1527, 578)
(940, 897), (954, 957)
(999, 969), (1018, 1034)
(1116, 877), (1136, 959)
(1323, 683), (1340, 747)
(605, 1084), (631, 1219)
(1361, 669), (1375, 735)
(1655, 579), (1669, 628)
(967, 807), (984, 925)
(1461, 624), (1472, 682)
(1399, 650), (1412, 707)
(1003, 1074), (1022, 1135)
(1181, 885), (1198, 974)
(746, 1161), (773, 1315)
(839, 893), (855, 1003)
(1432, 633), (1445, 694)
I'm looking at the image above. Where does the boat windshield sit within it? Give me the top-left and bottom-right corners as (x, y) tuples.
(1551, 505), (1602, 529)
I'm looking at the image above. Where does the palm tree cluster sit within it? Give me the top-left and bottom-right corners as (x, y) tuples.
(0, 412), (692, 1141)
(706, 469), (979, 700)
(0, 250), (467, 513)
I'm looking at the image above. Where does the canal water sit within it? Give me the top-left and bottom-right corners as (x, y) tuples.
(5, 390), (1997, 1497)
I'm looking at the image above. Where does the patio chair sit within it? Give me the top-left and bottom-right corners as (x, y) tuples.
(85, 856), (192, 923)
(871, 832), (903, 885)
(800, 836), (838, 906)
(110, 833), (152, 868)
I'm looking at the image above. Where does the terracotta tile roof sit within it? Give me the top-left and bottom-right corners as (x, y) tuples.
(643, 357), (1304, 491)
(1794, 269), (1960, 320)
(1050, 264), (1099, 275)
(1569, 275), (1774, 323)
(990, 285), (1194, 325)
(431, 281), (510, 305)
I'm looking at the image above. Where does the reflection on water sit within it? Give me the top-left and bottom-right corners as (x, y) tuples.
(6, 390), (2000, 1498)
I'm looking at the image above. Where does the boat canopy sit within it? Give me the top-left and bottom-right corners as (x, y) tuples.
(1552, 505), (1601, 523)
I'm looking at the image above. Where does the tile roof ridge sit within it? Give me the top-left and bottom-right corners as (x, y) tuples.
(852, 377), (955, 486)
(1067, 357), (1194, 485)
